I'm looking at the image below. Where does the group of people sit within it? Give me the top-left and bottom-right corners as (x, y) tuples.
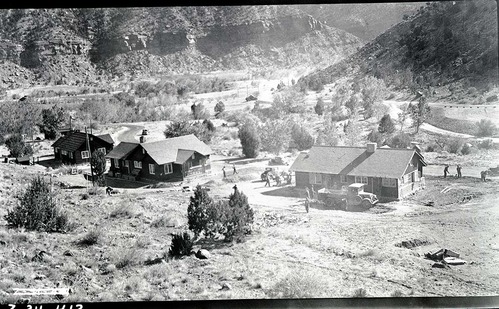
(444, 164), (490, 181)
(222, 164), (238, 178)
(443, 164), (462, 178)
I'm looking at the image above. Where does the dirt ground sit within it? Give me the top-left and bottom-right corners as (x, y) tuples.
(0, 154), (498, 303)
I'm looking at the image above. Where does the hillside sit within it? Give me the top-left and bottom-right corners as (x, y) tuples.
(0, 6), (362, 88)
(299, 2), (424, 42)
(299, 0), (499, 100)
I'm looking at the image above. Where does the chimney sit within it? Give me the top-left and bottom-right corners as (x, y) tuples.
(139, 135), (146, 143)
(366, 142), (377, 153)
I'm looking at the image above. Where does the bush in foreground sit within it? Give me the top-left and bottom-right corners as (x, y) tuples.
(5, 176), (72, 232)
(168, 232), (194, 258)
(187, 185), (254, 241)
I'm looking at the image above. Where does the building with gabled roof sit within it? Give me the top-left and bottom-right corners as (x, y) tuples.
(51, 131), (114, 165)
(290, 143), (427, 200)
(106, 134), (212, 182)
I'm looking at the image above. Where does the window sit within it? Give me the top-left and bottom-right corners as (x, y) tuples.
(340, 175), (348, 183)
(69, 152), (73, 159)
(114, 159), (119, 167)
(382, 178), (397, 187)
(309, 173), (322, 184)
(134, 161), (142, 169)
(149, 164), (155, 175)
(124, 160), (129, 167)
(164, 163), (173, 174)
(81, 151), (89, 159)
(355, 176), (368, 184)
(98, 147), (106, 154)
(61, 150), (67, 155)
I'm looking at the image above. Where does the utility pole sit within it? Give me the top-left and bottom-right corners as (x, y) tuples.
(85, 126), (95, 186)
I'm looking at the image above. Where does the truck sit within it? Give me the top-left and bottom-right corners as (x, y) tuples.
(317, 183), (379, 211)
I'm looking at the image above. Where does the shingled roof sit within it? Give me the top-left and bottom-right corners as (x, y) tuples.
(106, 142), (138, 159)
(106, 134), (212, 165)
(52, 131), (114, 152)
(290, 145), (426, 179)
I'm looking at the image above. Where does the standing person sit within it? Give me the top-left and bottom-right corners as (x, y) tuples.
(305, 198), (310, 213)
(222, 166), (226, 178)
(457, 165), (462, 178)
(311, 184), (317, 199)
(305, 186), (311, 200)
(265, 173), (271, 187)
(481, 170), (487, 182)
(444, 165), (449, 178)
(233, 163), (238, 175)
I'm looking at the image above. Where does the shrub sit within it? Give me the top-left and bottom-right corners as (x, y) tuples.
(314, 98), (325, 116)
(238, 122), (260, 158)
(164, 120), (214, 143)
(387, 133), (411, 148)
(352, 288), (367, 298)
(115, 248), (139, 269)
(110, 202), (134, 218)
(214, 101), (225, 115)
(168, 232), (194, 258)
(477, 139), (494, 149)
(291, 124), (314, 151)
(476, 119), (497, 137)
(4, 176), (72, 232)
(77, 229), (101, 246)
(378, 114), (395, 134)
(447, 138), (463, 154)
(191, 103), (209, 120)
(460, 143), (471, 155)
(486, 95), (497, 103)
(391, 290), (404, 297)
(218, 188), (254, 241)
(425, 144), (437, 152)
(268, 271), (329, 298)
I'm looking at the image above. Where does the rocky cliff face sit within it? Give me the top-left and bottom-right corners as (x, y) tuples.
(0, 6), (363, 86)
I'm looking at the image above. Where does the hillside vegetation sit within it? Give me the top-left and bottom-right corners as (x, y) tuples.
(299, 0), (498, 101)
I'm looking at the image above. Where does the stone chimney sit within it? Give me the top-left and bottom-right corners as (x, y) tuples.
(366, 142), (377, 153)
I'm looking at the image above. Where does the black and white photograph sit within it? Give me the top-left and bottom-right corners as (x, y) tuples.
(0, 0), (498, 306)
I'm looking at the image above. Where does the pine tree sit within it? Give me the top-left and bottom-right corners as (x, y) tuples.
(238, 122), (260, 158)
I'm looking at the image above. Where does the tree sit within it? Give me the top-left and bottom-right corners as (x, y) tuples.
(397, 104), (410, 132)
(259, 119), (291, 155)
(4, 176), (71, 232)
(361, 76), (387, 119)
(344, 120), (362, 146)
(476, 119), (497, 137)
(367, 129), (385, 146)
(164, 120), (214, 143)
(378, 114), (396, 134)
(5, 134), (33, 158)
(316, 117), (339, 146)
(315, 98), (325, 116)
(291, 124), (314, 151)
(214, 101), (225, 116)
(271, 88), (307, 118)
(91, 150), (107, 186)
(409, 95), (431, 133)
(38, 105), (65, 140)
(221, 188), (254, 241)
(188, 186), (216, 238)
(238, 122), (260, 158)
(387, 133), (411, 148)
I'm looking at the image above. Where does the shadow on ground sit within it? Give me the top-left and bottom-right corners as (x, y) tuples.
(260, 186), (302, 198)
